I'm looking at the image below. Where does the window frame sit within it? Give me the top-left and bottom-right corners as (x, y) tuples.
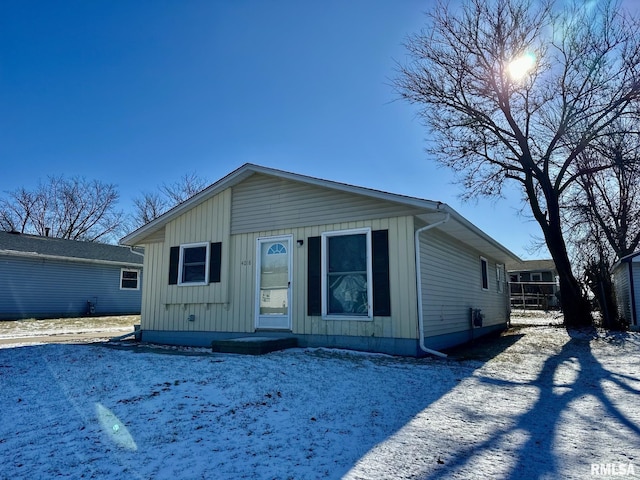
(177, 242), (210, 286)
(120, 268), (140, 290)
(496, 263), (505, 293)
(321, 228), (373, 320)
(480, 256), (489, 291)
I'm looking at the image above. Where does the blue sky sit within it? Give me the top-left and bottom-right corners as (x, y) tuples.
(2, 0), (633, 258)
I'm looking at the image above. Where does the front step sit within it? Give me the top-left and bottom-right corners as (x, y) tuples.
(211, 336), (298, 355)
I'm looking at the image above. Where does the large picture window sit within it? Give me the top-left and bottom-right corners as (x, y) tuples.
(321, 228), (372, 319)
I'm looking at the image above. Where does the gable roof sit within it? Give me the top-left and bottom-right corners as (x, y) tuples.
(620, 251), (640, 263)
(120, 163), (520, 264)
(0, 231), (143, 267)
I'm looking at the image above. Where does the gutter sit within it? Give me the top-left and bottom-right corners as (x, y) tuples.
(0, 249), (142, 268)
(415, 212), (451, 358)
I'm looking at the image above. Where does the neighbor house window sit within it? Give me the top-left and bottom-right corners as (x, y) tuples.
(321, 228), (373, 319)
(496, 264), (505, 293)
(120, 269), (140, 290)
(178, 242), (210, 285)
(480, 257), (489, 290)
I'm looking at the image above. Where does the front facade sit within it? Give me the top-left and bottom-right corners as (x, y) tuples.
(0, 231), (143, 320)
(612, 251), (640, 330)
(121, 164), (519, 356)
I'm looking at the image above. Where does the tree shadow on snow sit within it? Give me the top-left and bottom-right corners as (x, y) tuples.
(418, 328), (640, 480)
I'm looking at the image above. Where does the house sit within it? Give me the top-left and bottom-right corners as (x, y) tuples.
(612, 251), (640, 330)
(120, 164), (520, 356)
(507, 259), (560, 310)
(0, 231), (143, 320)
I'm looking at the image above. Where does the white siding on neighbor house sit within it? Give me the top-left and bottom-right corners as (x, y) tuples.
(141, 212), (419, 340)
(419, 228), (509, 339)
(231, 173), (422, 234)
(613, 264), (632, 325)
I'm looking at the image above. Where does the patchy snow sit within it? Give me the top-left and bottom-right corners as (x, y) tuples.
(0, 315), (138, 339)
(0, 322), (638, 479)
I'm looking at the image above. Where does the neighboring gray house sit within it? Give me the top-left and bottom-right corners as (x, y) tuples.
(121, 164), (520, 357)
(0, 231), (143, 320)
(612, 251), (640, 331)
(507, 259), (559, 310)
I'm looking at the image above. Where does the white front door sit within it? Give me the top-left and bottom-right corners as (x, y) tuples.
(255, 235), (292, 330)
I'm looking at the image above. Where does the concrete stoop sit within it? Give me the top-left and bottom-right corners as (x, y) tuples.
(211, 336), (298, 355)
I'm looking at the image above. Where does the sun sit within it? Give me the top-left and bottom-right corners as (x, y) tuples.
(508, 53), (536, 80)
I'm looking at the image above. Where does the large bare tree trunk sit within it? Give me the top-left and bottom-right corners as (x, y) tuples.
(533, 183), (592, 327)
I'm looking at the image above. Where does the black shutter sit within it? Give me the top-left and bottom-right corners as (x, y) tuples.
(307, 236), (322, 316)
(372, 230), (391, 316)
(168, 246), (180, 285)
(209, 242), (222, 283)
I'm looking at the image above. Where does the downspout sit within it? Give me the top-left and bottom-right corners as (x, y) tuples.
(128, 246), (144, 257)
(415, 212), (451, 358)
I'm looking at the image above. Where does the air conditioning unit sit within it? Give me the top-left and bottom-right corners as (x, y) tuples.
(470, 308), (484, 328)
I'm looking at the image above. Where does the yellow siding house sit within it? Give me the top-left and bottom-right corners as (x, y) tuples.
(120, 164), (520, 356)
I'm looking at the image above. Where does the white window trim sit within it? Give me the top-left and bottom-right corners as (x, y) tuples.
(178, 242), (210, 286)
(496, 263), (504, 293)
(480, 256), (489, 291)
(321, 227), (373, 321)
(120, 268), (140, 291)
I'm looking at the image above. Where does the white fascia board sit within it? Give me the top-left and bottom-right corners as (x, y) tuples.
(120, 163), (444, 246)
(419, 204), (522, 264)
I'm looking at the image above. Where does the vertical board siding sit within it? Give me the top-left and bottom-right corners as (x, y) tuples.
(231, 173), (421, 234)
(141, 209), (418, 339)
(143, 189), (231, 332)
(419, 228), (508, 338)
(0, 256), (142, 319)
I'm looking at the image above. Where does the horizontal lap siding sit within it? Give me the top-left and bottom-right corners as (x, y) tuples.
(231, 173), (421, 234)
(419, 229), (508, 338)
(225, 217), (417, 339)
(0, 256), (141, 319)
(140, 177), (419, 340)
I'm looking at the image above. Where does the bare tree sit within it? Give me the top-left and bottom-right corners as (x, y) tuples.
(0, 176), (126, 243)
(160, 172), (208, 205)
(396, 0), (640, 327)
(131, 172), (208, 228)
(132, 192), (169, 226)
(565, 125), (640, 327)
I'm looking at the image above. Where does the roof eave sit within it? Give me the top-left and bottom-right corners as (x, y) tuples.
(120, 163), (446, 246)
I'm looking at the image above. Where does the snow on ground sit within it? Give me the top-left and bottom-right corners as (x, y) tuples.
(0, 319), (639, 479)
(0, 315), (138, 339)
